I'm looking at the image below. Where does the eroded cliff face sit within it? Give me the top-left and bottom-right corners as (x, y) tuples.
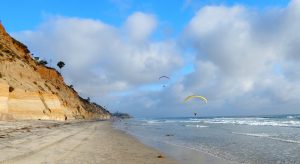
(0, 23), (111, 120)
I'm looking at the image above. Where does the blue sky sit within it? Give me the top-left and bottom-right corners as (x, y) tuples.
(2, 0), (300, 117)
(1, 0), (289, 32)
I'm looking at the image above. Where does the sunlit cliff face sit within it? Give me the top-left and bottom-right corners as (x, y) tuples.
(0, 23), (110, 120)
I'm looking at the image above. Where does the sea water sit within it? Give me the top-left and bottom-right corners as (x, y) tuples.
(114, 115), (300, 164)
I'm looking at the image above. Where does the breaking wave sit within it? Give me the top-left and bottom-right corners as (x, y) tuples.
(202, 118), (300, 127)
(143, 115), (300, 128)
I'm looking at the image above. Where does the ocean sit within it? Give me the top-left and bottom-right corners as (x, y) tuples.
(114, 115), (300, 164)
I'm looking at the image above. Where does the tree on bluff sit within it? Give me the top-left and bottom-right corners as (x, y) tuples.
(57, 61), (65, 73)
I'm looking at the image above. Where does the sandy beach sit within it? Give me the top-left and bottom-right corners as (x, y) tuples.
(0, 120), (177, 164)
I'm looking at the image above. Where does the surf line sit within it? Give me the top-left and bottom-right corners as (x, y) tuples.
(232, 132), (300, 144)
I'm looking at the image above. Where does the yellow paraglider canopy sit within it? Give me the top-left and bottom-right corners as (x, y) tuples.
(184, 95), (208, 104)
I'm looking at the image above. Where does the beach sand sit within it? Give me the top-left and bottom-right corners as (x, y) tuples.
(0, 120), (177, 164)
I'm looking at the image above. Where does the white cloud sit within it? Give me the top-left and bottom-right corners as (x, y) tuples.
(125, 12), (157, 41)
(179, 0), (300, 115)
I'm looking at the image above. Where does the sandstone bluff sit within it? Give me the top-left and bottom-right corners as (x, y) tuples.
(0, 23), (111, 121)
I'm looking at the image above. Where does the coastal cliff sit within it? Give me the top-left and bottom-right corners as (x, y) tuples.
(0, 23), (111, 120)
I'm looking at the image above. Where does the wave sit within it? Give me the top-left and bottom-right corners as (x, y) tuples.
(232, 132), (271, 137)
(179, 120), (202, 123)
(146, 120), (162, 124)
(286, 115), (300, 119)
(143, 116), (300, 128)
(185, 125), (208, 128)
(203, 119), (300, 127)
(232, 132), (300, 144)
(145, 119), (180, 124)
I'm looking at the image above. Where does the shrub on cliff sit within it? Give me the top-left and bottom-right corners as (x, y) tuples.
(39, 60), (48, 66)
(34, 57), (39, 61)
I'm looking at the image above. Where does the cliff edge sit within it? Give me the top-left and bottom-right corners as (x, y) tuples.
(0, 23), (111, 121)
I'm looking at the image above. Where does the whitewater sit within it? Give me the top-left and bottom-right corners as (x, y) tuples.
(115, 115), (300, 164)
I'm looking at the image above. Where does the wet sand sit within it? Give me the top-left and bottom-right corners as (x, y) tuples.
(0, 120), (177, 164)
(144, 140), (239, 164)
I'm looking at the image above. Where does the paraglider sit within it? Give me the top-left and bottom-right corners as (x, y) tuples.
(184, 95), (208, 104)
(159, 76), (170, 80)
(184, 95), (208, 117)
(159, 76), (170, 88)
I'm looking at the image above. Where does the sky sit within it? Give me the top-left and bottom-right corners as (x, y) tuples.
(1, 0), (300, 117)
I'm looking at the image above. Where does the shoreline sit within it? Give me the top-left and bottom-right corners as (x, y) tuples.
(113, 119), (239, 164)
(0, 120), (177, 164)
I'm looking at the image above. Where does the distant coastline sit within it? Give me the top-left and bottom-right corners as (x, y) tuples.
(112, 112), (132, 119)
